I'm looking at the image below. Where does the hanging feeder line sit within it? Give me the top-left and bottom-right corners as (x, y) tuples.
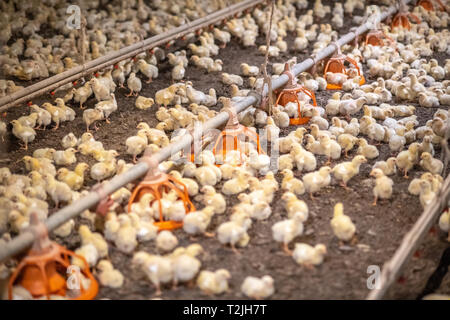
(0, 0), (408, 274)
(0, 0), (265, 113)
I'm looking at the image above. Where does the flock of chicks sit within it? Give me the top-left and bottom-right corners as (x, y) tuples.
(1, 0), (450, 300)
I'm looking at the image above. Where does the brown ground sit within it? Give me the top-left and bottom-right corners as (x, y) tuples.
(1, 1), (449, 300)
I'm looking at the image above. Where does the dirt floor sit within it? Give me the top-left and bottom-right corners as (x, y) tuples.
(1, 1), (449, 300)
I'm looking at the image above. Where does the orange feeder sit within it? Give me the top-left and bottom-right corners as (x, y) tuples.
(417, 0), (446, 11)
(365, 29), (396, 47)
(211, 98), (264, 165)
(127, 152), (195, 230)
(8, 213), (98, 300)
(324, 44), (365, 90)
(391, 0), (421, 30)
(275, 63), (317, 125)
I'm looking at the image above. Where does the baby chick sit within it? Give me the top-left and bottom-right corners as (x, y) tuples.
(241, 275), (274, 300)
(292, 243), (327, 269)
(43, 173), (72, 208)
(222, 169), (251, 195)
(132, 252), (173, 296)
(281, 192), (308, 221)
(156, 230), (178, 253)
(56, 163), (89, 191)
(281, 169), (305, 195)
(396, 142), (420, 178)
(10, 120), (36, 150)
(83, 108), (104, 132)
(79, 224), (108, 258)
(197, 269), (231, 295)
(114, 214), (137, 254)
(126, 72), (142, 97)
(126, 129), (148, 163)
(96, 260), (124, 289)
(420, 152), (443, 175)
(272, 212), (305, 255)
(217, 213), (250, 254)
(419, 180), (436, 209)
(302, 166), (332, 200)
(370, 168), (394, 206)
(200, 185), (226, 215)
(332, 155), (367, 190)
(357, 138), (379, 160)
(373, 157), (397, 176)
(53, 148), (77, 166)
(438, 209), (449, 241)
(331, 203), (356, 244)
(183, 206), (215, 237)
(135, 95), (155, 110)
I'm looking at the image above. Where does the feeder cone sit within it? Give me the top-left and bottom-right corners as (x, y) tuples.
(417, 0), (446, 11)
(211, 98), (264, 165)
(275, 63), (317, 125)
(8, 213), (98, 300)
(391, 0), (421, 30)
(127, 151), (195, 230)
(365, 29), (396, 47)
(324, 44), (365, 90)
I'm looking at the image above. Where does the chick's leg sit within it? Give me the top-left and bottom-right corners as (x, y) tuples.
(154, 282), (162, 296)
(372, 196), (378, 206)
(52, 121), (59, 131)
(231, 243), (240, 255)
(146, 78), (152, 84)
(126, 90), (134, 97)
(172, 278), (178, 290)
(282, 243), (292, 256)
(105, 118), (110, 124)
(403, 168), (409, 179)
(204, 232), (215, 238)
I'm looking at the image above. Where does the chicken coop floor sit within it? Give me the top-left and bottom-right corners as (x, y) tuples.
(1, 0), (449, 300)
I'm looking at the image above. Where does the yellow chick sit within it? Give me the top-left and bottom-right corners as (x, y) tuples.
(240, 63), (259, 76)
(272, 212), (305, 255)
(58, 163), (89, 191)
(370, 168), (394, 206)
(396, 142), (420, 178)
(10, 120), (36, 150)
(126, 129), (148, 163)
(357, 138), (379, 160)
(156, 230), (178, 253)
(114, 214), (137, 254)
(200, 185), (226, 214)
(135, 95), (155, 110)
(132, 252), (173, 296)
(292, 243), (327, 268)
(221, 169), (251, 195)
(170, 251), (202, 289)
(61, 133), (79, 149)
(332, 155), (367, 189)
(96, 260), (124, 289)
(419, 180), (436, 209)
(281, 192), (308, 221)
(83, 108), (104, 132)
(53, 148), (77, 166)
(373, 157), (397, 176)
(438, 209), (449, 241)
(52, 219), (75, 238)
(217, 214), (250, 254)
(79, 224), (109, 258)
(72, 243), (99, 268)
(22, 156), (56, 176)
(331, 203), (356, 244)
(281, 169), (305, 195)
(197, 269), (231, 295)
(42, 173), (72, 208)
(183, 206), (215, 237)
(241, 275), (274, 300)
(302, 166), (332, 199)
(420, 152), (443, 175)
(169, 170), (199, 196)
(90, 158), (117, 182)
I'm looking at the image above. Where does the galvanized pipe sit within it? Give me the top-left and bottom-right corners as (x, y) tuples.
(0, 1), (405, 264)
(0, 0), (264, 112)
